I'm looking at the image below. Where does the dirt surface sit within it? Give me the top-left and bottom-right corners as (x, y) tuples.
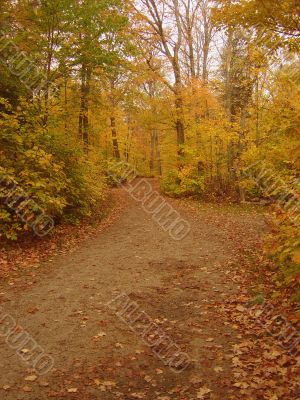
(0, 182), (273, 399)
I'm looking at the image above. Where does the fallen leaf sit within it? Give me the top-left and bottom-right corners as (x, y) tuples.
(101, 381), (116, 387)
(213, 366), (223, 373)
(67, 388), (78, 393)
(25, 375), (37, 382)
(93, 332), (106, 340)
(131, 392), (146, 398)
(39, 381), (49, 387)
(233, 382), (249, 389)
(189, 376), (203, 385)
(197, 386), (212, 398)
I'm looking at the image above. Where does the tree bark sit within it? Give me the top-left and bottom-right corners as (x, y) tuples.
(155, 131), (162, 176)
(201, 4), (212, 84)
(64, 76), (68, 132)
(150, 130), (155, 174)
(224, 29), (233, 118)
(78, 64), (91, 149)
(43, 23), (55, 126)
(110, 115), (121, 159)
(150, 129), (162, 175)
(175, 93), (185, 156)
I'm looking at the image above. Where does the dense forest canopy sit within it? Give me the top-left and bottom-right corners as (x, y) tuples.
(0, 1), (299, 295)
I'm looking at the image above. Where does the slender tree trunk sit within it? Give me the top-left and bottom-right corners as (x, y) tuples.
(110, 115), (120, 159)
(83, 67), (91, 147)
(124, 115), (132, 163)
(175, 92), (185, 157)
(150, 130), (155, 174)
(224, 29), (233, 118)
(109, 78), (121, 159)
(64, 76), (68, 132)
(155, 132), (162, 176)
(236, 108), (247, 202)
(210, 134), (213, 182)
(216, 137), (222, 192)
(255, 77), (260, 145)
(43, 25), (54, 126)
(187, 26), (196, 79)
(150, 129), (162, 175)
(78, 64), (90, 149)
(202, 39), (209, 84)
(202, 10), (211, 84)
(227, 139), (234, 182)
(78, 66), (85, 142)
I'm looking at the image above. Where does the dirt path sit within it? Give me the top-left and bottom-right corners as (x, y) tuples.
(0, 183), (268, 399)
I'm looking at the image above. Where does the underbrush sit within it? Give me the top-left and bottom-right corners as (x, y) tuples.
(266, 211), (300, 302)
(0, 98), (107, 240)
(160, 166), (205, 198)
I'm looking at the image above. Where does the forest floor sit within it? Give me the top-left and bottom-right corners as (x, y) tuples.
(0, 180), (299, 400)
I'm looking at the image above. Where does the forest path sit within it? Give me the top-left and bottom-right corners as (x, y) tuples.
(0, 181), (266, 400)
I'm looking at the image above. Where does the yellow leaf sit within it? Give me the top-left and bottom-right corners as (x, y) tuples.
(197, 386), (212, 398)
(24, 375), (37, 382)
(67, 388), (78, 393)
(292, 250), (300, 264)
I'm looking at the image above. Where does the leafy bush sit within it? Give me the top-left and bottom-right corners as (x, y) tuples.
(266, 211), (300, 301)
(160, 166), (205, 197)
(0, 98), (106, 239)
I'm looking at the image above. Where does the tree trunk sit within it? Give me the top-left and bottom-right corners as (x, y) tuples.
(78, 64), (90, 149)
(202, 8), (211, 84)
(110, 115), (120, 159)
(175, 93), (185, 157)
(150, 129), (162, 175)
(64, 76), (68, 132)
(187, 24), (196, 79)
(255, 77), (260, 145)
(202, 38), (209, 84)
(155, 130), (162, 176)
(43, 25), (54, 126)
(150, 130), (155, 174)
(224, 29), (233, 118)
(236, 108), (247, 202)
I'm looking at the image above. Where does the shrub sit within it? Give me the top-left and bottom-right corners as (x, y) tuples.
(0, 98), (106, 239)
(160, 166), (205, 197)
